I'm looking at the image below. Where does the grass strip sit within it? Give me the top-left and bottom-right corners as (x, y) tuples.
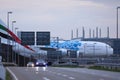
(6, 70), (12, 80)
(89, 66), (120, 72)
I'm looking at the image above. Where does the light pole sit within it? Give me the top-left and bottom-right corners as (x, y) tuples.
(7, 11), (12, 62)
(117, 7), (120, 39)
(7, 12), (12, 30)
(15, 27), (18, 64)
(12, 21), (16, 33)
(12, 21), (16, 63)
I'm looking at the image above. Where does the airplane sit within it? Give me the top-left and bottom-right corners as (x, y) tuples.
(47, 39), (113, 57)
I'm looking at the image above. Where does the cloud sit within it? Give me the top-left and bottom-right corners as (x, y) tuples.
(0, 0), (106, 10)
(79, 0), (120, 5)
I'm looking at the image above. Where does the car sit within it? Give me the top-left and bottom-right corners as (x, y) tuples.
(27, 62), (35, 67)
(35, 59), (47, 67)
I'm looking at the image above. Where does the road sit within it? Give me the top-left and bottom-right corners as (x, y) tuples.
(7, 67), (120, 80)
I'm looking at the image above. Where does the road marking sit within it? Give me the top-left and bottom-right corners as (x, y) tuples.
(6, 67), (18, 80)
(36, 71), (39, 74)
(99, 79), (104, 80)
(43, 77), (50, 80)
(69, 77), (75, 79)
(51, 72), (56, 74)
(81, 71), (86, 73)
(57, 73), (62, 75)
(62, 74), (67, 77)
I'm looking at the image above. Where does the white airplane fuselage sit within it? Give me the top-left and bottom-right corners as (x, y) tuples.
(13, 40), (113, 57)
(50, 40), (113, 57)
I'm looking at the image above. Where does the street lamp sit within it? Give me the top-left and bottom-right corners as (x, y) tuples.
(12, 21), (16, 63)
(15, 27), (18, 64)
(7, 11), (12, 62)
(12, 21), (16, 33)
(7, 12), (12, 29)
(116, 7), (120, 39)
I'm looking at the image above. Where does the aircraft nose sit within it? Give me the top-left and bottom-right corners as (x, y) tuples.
(108, 46), (113, 55)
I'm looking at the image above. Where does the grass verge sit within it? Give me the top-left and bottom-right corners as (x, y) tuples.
(52, 64), (85, 68)
(89, 66), (120, 72)
(6, 70), (12, 80)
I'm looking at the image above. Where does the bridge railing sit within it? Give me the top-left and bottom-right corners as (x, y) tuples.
(0, 56), (6, 80)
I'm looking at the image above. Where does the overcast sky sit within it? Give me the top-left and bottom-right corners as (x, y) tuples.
(0, 0), (120, 40)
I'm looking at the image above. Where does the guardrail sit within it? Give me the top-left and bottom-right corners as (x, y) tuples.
(2, 62), (17, 67)
(95, 63), (120, 70)
(0, 56), (1, 62)
(0, 56), (6, 80)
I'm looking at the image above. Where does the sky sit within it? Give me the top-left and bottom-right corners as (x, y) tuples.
(0, 0), (120, 40)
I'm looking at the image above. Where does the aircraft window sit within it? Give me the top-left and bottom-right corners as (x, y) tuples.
(86, 46), (93, 47)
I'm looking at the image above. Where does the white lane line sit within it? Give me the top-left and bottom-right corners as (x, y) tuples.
(69, 77), (75, 79)
(57, 73), (62, 75)
(99, 79), (104, 80)
(36, 71), (39, 74)
(43, 77), (50, 80)
(6, 67), (18, 80)
(62, 74), (68, 77)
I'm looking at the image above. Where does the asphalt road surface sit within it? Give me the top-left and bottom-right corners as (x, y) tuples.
(7, 67), (120, 80)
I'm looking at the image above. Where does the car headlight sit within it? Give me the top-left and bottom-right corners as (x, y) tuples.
(43, 63), (46, 65)
(32, 64), (34, 67)
(36, 62), (39, 65)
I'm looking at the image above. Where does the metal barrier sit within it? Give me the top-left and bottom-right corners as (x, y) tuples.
(95, 63), (120, 70)
(0, 56), (6, 80)
(0, 56), (1, 62)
